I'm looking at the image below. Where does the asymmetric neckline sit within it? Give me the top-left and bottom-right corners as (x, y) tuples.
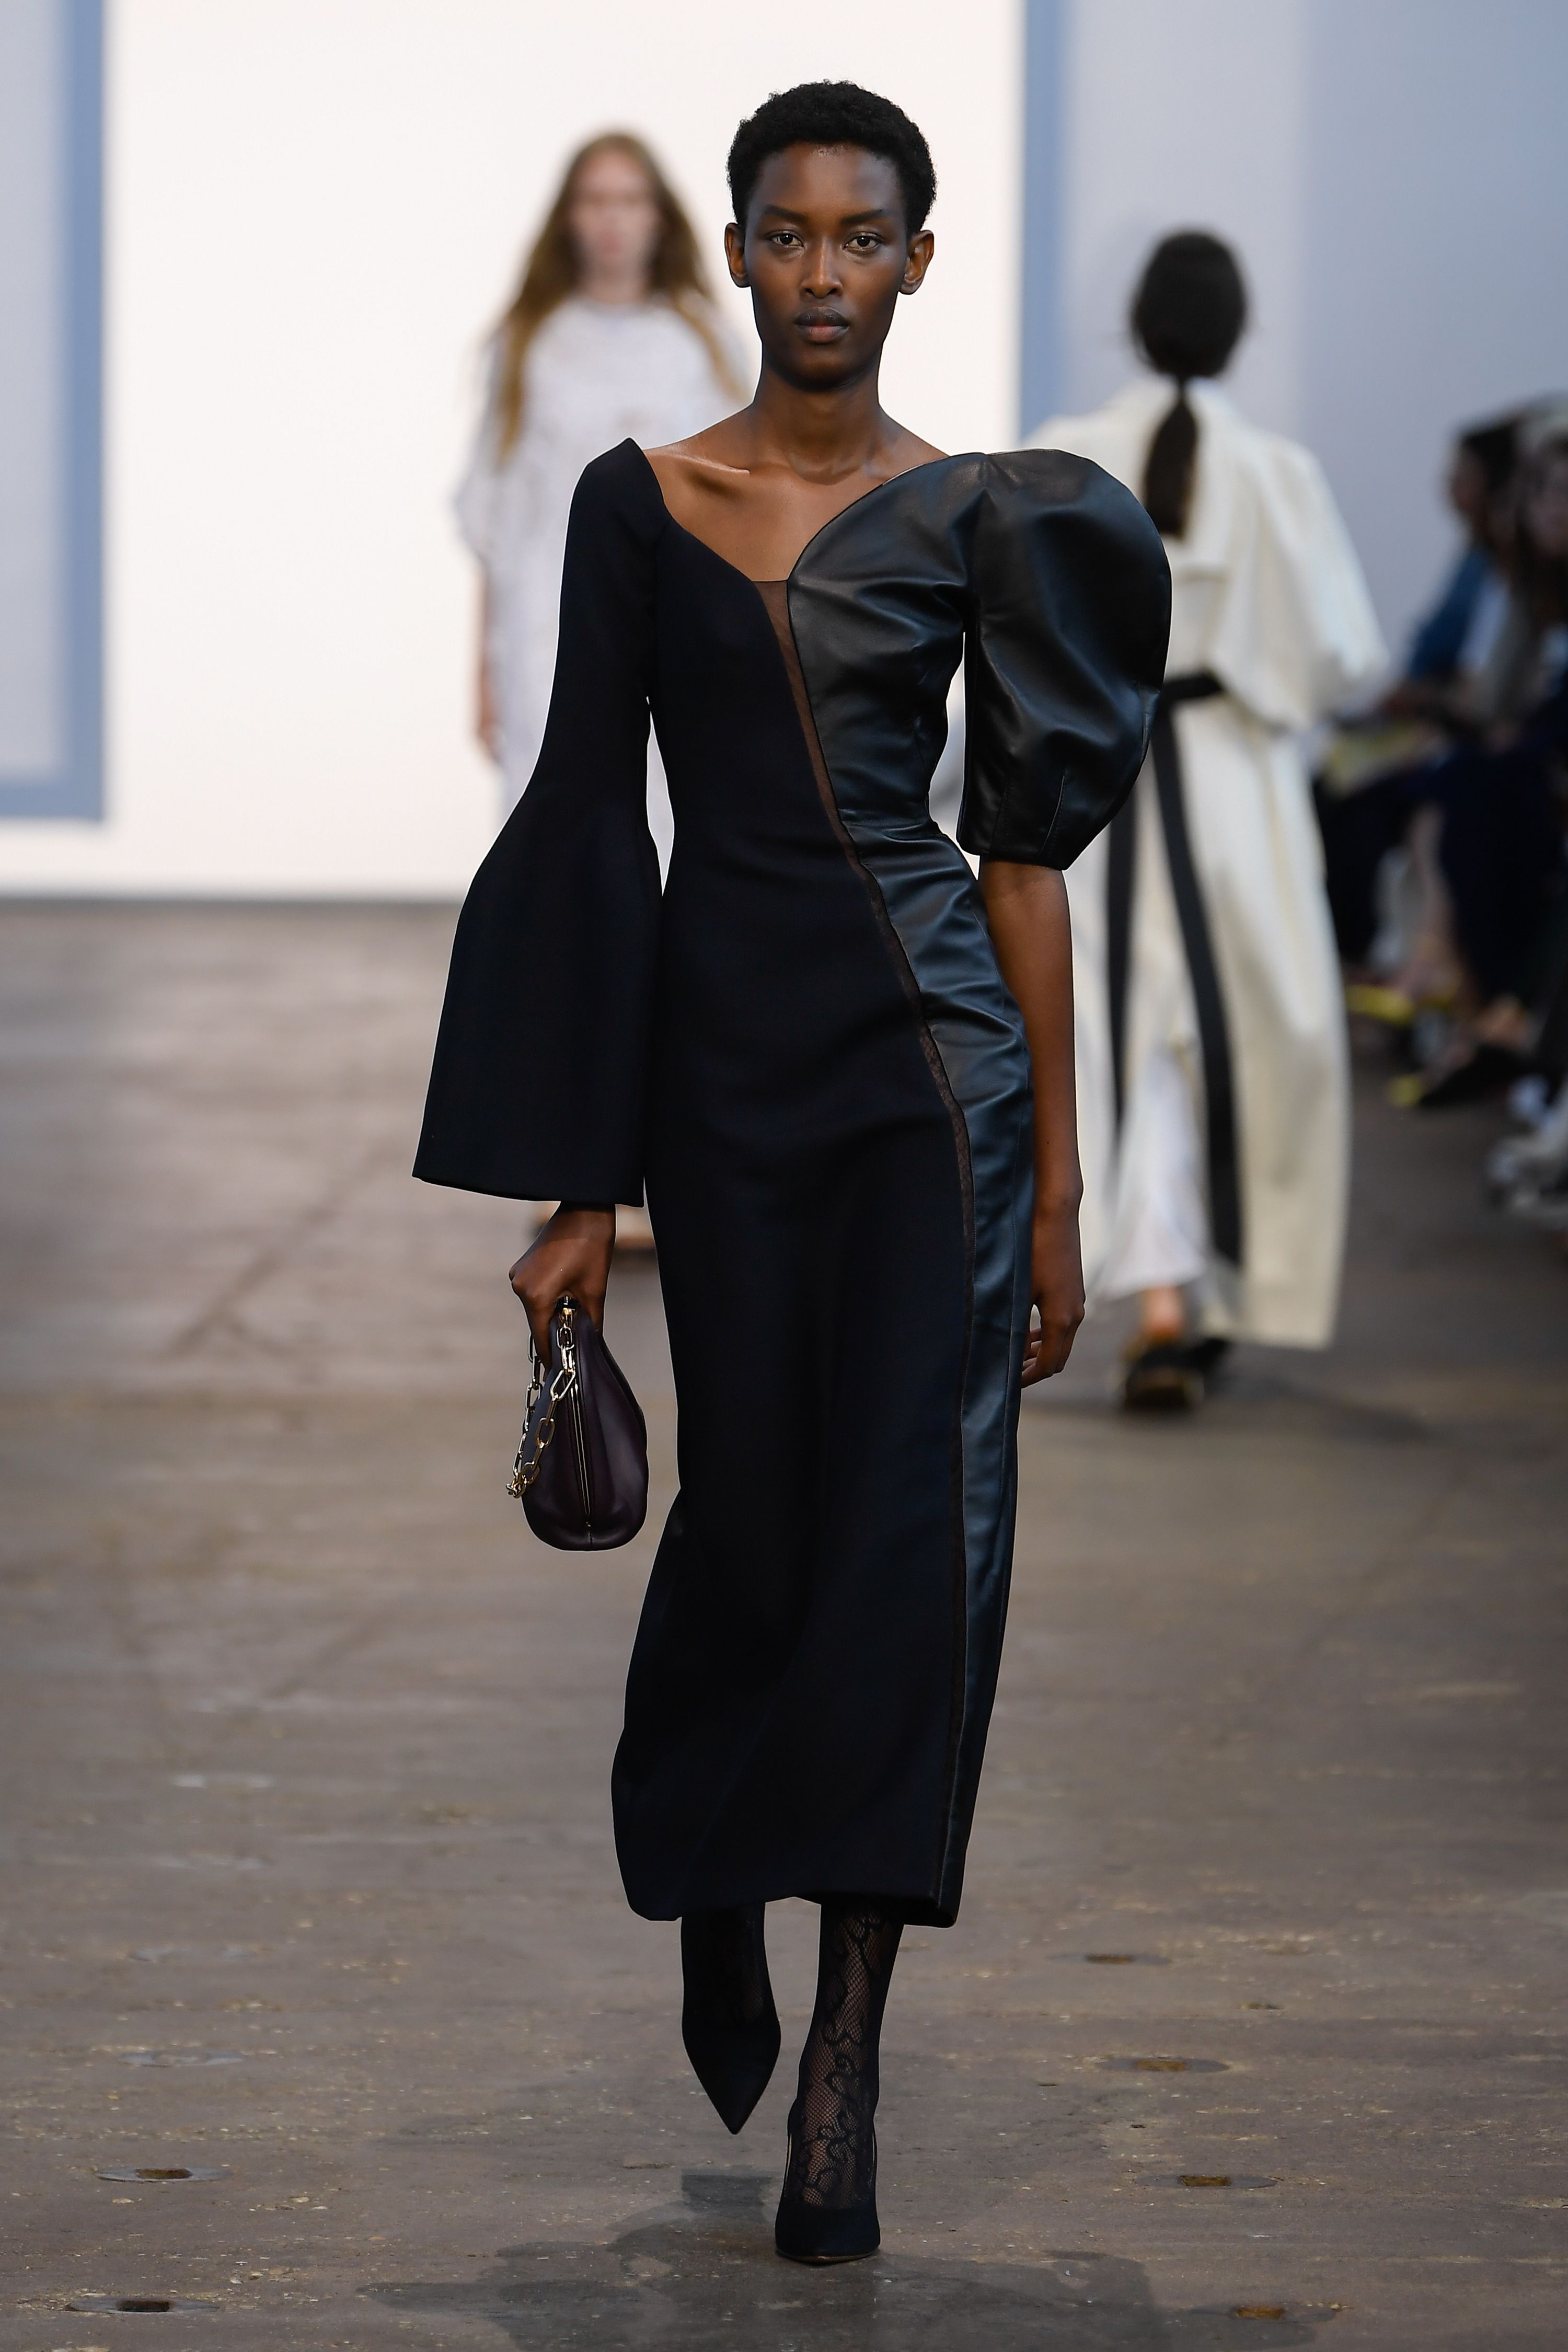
(630, 441), (975, 591)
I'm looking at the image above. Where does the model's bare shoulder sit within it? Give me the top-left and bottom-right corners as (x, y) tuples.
(645, 416), (753, 469)
(885, 424), (948, 472)
(643, 436), (758, 555)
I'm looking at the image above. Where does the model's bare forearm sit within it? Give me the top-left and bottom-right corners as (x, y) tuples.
(978, 860), (1082, 1214)
(476, 570), (499, 758)
(979, 859), (1085, 1381)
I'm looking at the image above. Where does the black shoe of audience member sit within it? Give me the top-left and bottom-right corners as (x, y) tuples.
(1412, 1043), (1526, 1109)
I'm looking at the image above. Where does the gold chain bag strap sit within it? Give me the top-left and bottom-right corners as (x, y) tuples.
(508, 1299), (580, 1498)
(507, 1294), (648, 1551)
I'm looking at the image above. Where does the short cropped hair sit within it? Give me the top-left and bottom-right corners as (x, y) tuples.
(728, 82), (936, 235)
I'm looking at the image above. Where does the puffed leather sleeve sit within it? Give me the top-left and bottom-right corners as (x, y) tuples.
(413, 442), (664, 1204)
(957, 450), (1170, 868)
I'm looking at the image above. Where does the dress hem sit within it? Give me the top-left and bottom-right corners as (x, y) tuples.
(625, 1885), (959, 1930)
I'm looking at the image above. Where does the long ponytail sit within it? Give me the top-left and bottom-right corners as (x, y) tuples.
(1129, 232), (1247, 539)
(1142, 385), (1200, 538)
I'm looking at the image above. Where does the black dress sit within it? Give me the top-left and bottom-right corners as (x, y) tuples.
(417, 441), (1168, 1927)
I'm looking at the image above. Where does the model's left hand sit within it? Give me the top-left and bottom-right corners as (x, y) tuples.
(510, 1206), (615, 1357)
(1021, 1199), (1085, 1384)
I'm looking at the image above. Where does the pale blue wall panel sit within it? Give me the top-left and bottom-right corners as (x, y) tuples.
(1305, 0), (1567, 648)
(0, 0), (101, 821)
(1018, 0), (1065, 439)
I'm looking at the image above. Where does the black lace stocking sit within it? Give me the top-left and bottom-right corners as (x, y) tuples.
(783, 1897), (903, 2211)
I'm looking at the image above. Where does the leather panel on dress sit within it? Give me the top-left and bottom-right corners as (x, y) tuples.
(788, 451), (1167, 1915)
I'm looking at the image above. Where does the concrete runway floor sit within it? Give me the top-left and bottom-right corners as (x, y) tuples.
(2, 901), (1566, 2352)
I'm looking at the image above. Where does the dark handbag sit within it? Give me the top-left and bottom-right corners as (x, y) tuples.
(507, 1295), (648, 1550)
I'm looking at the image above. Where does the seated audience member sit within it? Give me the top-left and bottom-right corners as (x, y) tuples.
(1317, 412), (1526, 994)
(1397, 416), (1521, 710)
(1406, 419), (1568, 1105)
(1487, 893), (1568, 1229)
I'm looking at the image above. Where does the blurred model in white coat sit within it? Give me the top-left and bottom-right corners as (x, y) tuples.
(457, 133), (743, 844)
(1030, 234), (1385, 1406)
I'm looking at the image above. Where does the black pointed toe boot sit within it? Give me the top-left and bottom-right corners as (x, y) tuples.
(680, 1903), (780, 2135)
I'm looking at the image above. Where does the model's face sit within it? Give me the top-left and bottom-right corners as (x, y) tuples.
(1447, 449), (1489, 536)
(1526, 452), (1568, 559)
(569, 148), (661, 285)
(725, 144), (932, 391)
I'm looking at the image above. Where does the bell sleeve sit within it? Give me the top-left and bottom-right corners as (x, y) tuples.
(956, 449), (1170, 868)
(414, 445), (662, 1205)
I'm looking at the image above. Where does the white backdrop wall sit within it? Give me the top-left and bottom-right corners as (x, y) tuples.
(0, 0), (1021, 897)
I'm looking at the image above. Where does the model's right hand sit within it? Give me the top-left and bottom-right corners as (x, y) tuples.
(510, 1206), (615, 1354)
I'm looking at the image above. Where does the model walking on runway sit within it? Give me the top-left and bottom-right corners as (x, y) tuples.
(418, 83), (1168, 2261)
(1031, 233), (1385, 1408)
(457, 132), (740, 822)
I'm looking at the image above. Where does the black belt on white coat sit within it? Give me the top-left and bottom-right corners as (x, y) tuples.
(1104, 670), (1243, 1270)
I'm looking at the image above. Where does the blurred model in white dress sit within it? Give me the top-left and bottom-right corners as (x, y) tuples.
(457, 133), (743, 841)
(459, 135), (741, 1246)
(1030, 234), (1385, 1405)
